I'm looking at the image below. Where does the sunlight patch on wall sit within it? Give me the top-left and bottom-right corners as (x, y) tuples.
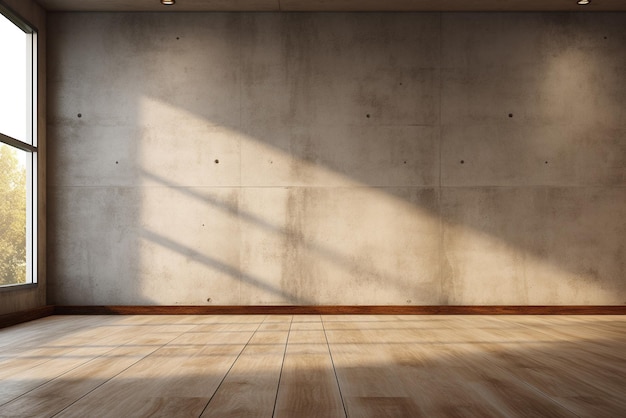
(541, 46), (619, 128)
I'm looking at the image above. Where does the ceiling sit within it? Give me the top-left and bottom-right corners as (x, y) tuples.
(34, 0), (626, 12)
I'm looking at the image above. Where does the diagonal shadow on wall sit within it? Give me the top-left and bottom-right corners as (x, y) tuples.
(47, 12), (626, 305)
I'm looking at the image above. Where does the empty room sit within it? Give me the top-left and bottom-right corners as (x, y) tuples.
(0, 0), (624, 416)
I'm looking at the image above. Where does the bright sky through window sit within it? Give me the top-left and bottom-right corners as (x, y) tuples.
(0, 13), (29, 145)
(0, 13), (29, 168)
(0, 10), (34, 287)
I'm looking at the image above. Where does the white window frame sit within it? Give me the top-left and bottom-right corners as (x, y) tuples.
(0, 6), (37, 289)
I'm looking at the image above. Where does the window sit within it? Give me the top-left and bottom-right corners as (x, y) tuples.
(0, 9), (37, 287)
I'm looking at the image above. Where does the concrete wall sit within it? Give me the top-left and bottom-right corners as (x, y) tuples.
(0, 0), (47, 315)
(47, 12), (626, 306)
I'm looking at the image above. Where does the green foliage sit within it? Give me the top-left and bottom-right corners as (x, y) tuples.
(0, 144), (27, 285)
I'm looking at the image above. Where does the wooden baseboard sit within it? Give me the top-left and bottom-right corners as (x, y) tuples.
(53, 305), (626, 315)
(0, 305), (55, 329)
(1, 306), (623, 329)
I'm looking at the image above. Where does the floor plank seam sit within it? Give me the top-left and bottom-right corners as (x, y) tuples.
(321, 315), (349, 418)
(197, 315), (268, 418)
(2, 315), (624, 417)
(0, 317), (121, 409)
(271, 315), (294, 418)
(0, 340), (125, 409)
(49, 327), (184, 417)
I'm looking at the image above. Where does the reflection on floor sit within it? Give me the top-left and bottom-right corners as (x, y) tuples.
(0, 314), (624, 417)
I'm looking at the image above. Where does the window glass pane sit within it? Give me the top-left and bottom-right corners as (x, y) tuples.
(0, 143), (29, 285)
(0, 13), (31, 143)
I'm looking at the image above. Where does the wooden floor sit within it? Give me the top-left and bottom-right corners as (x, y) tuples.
(0, 315), (624, 417)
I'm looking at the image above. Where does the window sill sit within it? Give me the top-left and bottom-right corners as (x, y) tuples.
(0, 283), (38, 293)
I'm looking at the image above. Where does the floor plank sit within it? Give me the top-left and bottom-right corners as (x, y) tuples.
(0, 316), (164, 406)
(324, 315), (578, 417)
(274, 315), (345, 418)
(454, 315), (626, 417)
(0, 333), (173, 416)
(53, 315), (265, 418)
(201, 315), (291, 417)
(0, 314), (623, 417)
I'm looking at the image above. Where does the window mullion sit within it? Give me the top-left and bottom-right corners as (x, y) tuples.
(0, 132), (37, 153)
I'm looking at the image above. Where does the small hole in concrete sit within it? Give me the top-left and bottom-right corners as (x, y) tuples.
(202, 224), (205, 227)
(460, 160), (465, 164)
(366, 114), (370, 118)
(604, 36), (608, 39)
(399, 82), (403, 86)
(214, 159), (219, 164)
(545, 161), (549, 164)
(508, 113), (513, 118)
(115, 161), (119, 164)
(406, 299), (412, 304)
(207, 298), (211, 302)
(176, 37), (180, 40)
(77, 113), (82, 118)
(403, 161), (407, 164)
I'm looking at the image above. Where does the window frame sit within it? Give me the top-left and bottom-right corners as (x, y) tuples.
(0, 6), (38, 290)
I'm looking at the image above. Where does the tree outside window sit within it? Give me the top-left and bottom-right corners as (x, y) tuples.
(0, 144), (27, 285)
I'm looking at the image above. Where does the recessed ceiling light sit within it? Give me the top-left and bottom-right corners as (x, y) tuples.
(577, 0), (590, 5)
(161, 0), (175, 5)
